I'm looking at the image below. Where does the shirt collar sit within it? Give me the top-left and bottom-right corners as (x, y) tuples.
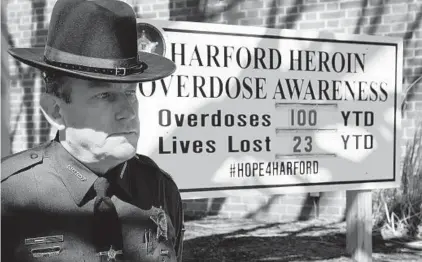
(115, 161), (131, 197)
(45, 136), (130, 206)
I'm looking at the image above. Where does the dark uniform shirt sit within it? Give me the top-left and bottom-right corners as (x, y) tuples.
(1, 137), (184, 261)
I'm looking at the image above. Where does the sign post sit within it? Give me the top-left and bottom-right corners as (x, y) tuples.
(346, 190), (372, 261)
(136, 20), (403, 260)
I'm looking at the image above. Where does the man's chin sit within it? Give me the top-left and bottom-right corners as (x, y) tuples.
(110, 144), (137, 161)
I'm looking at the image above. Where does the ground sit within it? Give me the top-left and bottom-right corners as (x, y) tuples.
(182, 216), (422, 262)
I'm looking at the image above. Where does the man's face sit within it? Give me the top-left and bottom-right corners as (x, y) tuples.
(59, 77), (140, 162)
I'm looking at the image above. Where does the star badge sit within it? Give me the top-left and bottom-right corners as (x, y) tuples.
(138, 29), (158, 54)
(136, 22), (166, 56)
(98, 246), (123, 261)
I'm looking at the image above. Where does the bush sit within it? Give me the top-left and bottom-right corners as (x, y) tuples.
(373, 121), (422, 238)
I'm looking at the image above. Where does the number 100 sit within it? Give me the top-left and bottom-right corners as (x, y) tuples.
(290, 109), (317, 126)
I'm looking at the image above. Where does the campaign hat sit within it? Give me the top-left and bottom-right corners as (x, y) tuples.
(8, 0), (176, 83)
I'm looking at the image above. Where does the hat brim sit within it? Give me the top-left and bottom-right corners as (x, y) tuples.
(8, 47), (176, 83)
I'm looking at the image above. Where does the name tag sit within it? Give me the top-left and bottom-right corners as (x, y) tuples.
(25, 235), (64, 245)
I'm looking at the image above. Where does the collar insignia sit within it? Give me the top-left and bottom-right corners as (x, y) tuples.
(67, 165), (87, 181)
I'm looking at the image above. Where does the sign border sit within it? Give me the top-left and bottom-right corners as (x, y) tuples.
(159, 28), (400, 194)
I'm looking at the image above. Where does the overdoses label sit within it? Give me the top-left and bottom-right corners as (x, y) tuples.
(136, 20), (402, 199)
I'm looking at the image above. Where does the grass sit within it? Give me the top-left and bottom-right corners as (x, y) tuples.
(373, 121), (422, 238)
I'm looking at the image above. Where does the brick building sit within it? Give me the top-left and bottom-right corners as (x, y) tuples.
(3, 0), (421, 221)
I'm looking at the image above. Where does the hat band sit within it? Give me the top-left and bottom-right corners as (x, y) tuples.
(44, 46), (138, 68)
(44, 46), (147, 76)
(43, 58), (147, 76)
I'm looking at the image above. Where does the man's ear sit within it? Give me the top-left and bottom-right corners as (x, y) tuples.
(40, 94), (66, 130)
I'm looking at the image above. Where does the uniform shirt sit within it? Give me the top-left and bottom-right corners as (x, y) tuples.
(1, 138), (184, 262)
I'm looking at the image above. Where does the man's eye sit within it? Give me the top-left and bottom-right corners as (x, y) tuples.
(125, 90), (136, 96)
(96, 92), (111, 99)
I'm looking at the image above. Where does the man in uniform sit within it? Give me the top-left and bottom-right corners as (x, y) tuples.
(2, 0), (184, 261)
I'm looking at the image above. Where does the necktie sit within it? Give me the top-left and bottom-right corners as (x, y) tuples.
(92, 176), (124, 255)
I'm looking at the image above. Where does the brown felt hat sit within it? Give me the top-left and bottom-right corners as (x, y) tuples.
(8, 0), (176, 83)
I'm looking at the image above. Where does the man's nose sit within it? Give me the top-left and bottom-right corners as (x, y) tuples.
(115, 93), (137, 121)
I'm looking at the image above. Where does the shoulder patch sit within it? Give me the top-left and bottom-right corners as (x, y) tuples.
(1, 145), (45, 182)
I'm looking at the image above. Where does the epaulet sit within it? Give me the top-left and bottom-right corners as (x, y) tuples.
(1, 145), (45, 183)
(134, 154), (177, 185)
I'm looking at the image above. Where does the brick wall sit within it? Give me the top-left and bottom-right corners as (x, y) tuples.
(4, 0), (422, 221)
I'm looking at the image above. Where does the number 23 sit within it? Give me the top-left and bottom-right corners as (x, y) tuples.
(293, 136), (312, 153)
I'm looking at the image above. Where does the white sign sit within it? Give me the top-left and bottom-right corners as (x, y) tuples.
(136, 19), (402, 199)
